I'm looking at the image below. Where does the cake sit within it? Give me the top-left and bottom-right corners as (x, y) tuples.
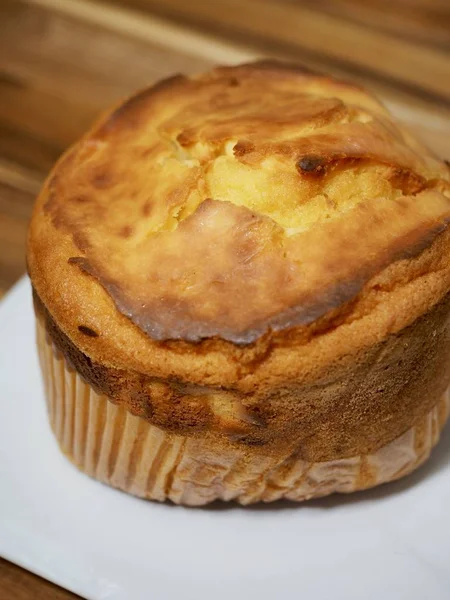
(27, 61), (450, 505)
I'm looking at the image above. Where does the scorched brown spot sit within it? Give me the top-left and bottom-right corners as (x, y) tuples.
(119, 225), (133, 238)
(296, 155), (326, 174)
(70, 194), (89, 204)
(78, 325), (99, 338)
(389, 168), (426, 195)
(141, 202), (152, 217)
(91, 170), (114, 189)
(233, 140), (255, 157)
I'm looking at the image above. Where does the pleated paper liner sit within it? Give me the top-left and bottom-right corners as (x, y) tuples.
(36, 318), (450, 506)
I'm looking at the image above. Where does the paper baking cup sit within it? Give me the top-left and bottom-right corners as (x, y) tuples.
(36, 319), (450, 506)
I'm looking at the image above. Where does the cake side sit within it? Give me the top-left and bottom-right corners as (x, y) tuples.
(36, 313), (450, 505)
(34, 281), (450, 463)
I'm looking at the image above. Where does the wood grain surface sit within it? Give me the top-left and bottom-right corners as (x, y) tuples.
(0, 0), (449, 597)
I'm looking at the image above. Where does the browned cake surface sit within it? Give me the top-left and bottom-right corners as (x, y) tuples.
(28, 61), (450, 462)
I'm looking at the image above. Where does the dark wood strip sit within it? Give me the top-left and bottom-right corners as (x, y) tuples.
(0, 168), (40, 215)
(0, 72), (94, 151)
(0, 186), (32, 289)
(0, 120), (62, 175)
(0, 559), (83, 600)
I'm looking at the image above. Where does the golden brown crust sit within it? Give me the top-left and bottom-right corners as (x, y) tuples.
(28, 61), (450, 468)
(29, 61), (450, 345)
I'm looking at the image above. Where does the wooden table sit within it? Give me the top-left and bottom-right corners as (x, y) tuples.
(0, 0), (449, 596)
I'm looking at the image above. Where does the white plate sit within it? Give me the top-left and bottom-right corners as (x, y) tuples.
(1, 277), (450, 600)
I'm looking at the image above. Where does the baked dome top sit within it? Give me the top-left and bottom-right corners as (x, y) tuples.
(30, 61), (450, 344)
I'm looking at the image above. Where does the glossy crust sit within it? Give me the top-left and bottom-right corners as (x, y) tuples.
(28, 61), (450, 469)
